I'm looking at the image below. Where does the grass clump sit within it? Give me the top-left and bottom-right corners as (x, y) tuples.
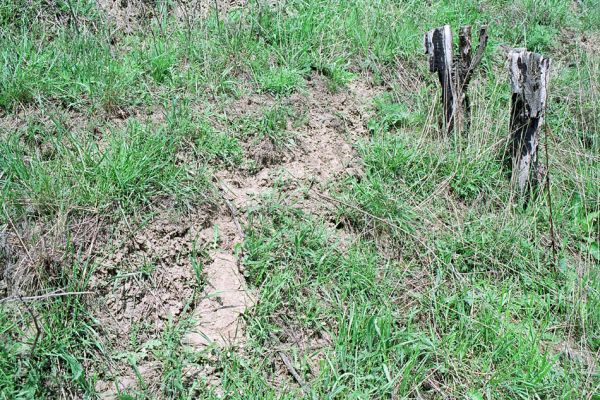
(258, 66), (305, 95)
(1, 121), (198, 218)
(0, 260), (98, 398)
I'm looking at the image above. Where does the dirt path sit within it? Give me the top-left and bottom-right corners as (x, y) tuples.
(185, 73), (381, 348)
(220, 75), (378, 209)
(93, 74), (380, 396)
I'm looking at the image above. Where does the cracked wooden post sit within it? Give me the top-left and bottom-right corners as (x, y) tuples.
(425, 25), (456, 132)
(507, 48), (551, 194)
(425, 25), (488, 133)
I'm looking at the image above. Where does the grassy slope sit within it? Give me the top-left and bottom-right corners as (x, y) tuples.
(1, 0), (599, 398)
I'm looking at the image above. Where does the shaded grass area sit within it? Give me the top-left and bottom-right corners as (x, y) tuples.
(0, 0), (598, 398)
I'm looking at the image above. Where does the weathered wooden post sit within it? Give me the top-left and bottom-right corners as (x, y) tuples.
(507, 48), (551, 194)
(425, 25), (455, 132)
(424, 25), (488, 133)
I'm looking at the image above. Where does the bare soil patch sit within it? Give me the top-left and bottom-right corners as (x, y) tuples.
(98, 0), (250, 32)
(89, 73), (381, 396)
(90, 210), (210, 340)
(221, 73), (382, 214)
(89, 195), (258, 394)
(207, 74), (382, 390)
(88, 206), (252, 394)
(183, 251), (255, 348)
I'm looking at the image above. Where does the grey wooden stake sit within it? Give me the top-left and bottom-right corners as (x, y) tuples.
(425, 25), (456, 132)
(425, 25), (488, 133)
(507, 48), (551, 194)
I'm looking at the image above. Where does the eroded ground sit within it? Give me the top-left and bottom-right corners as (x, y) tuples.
(81, 72), (382, 396)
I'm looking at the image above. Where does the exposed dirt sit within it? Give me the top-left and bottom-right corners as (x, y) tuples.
(91, 210), (209, 342)
(98, 0), (251, 33)
(3, 71), (381, 395)
(173, 0), (250, 22)
(251, 137), (282, 168)
(206, 73), (382, 391)
(90, 73), (381, 396)
(88, 207), (248, 395)
(0, 105), (88, 141)
(220, 73), (381, 214)
(580, 31), (600, 54)
(552, 340), (598, 375)
(89, 199), (257, 393)
(97, 0), (144, 34)
(183, 251), (255, 348)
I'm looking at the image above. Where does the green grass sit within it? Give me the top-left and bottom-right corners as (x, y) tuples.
(0, 259), (98, 398)
(1, 0), (599, 398)
(0, 119), (205, 218)
(231, 103), (297, 147)
(258, 67), (305, 95)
